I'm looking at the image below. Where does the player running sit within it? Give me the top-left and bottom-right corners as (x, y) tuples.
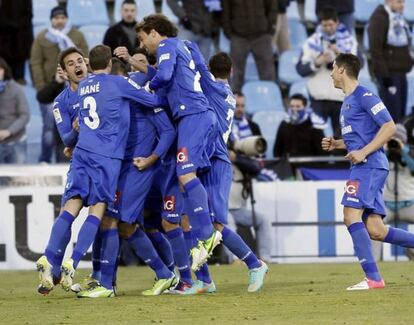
(323, 53), (414, 290)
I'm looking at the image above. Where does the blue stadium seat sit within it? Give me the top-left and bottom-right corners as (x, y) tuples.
(286, 0), (301, 20)
(404, 0), (414, 23)
(354, 0), (382, 23)
(242, 81), (284, 114)
(32, 0), (58, 26)
(67, 0), (109, 27)
(33, 25), (48, 38)
(79, 25), (108, 49)
(406, 72), (414, 115)
(359, 54), (371, 80)
(244, 54), (259, 83)
(114, 0), (156, 22)
(219, 31), (230, 53)
(278, 49), (302, 85)
(287, 18), (307, 51)
(304, 0), (317, 23)
(289, 80), (309, 98)
(252, 110), (288, 158)
(162, 0), (179, 23)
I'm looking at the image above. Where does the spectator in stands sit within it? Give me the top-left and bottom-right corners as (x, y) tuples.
(368, 0), (413, 123)
(167, 0), (221, 60)
(103, 0), (140, 55)
(273, 0), (291, 54)
(0, 57), (30, 164)
(372, 124), (414, 260)
(316, 0), (355, 33)
(222, 0), (277, 92)
(30, 6), (88, 163)
(232, 92), (262, 140)
(0, 0), (33, 83)
(296, 6), (358, 136)
(273, 93), (327, 158)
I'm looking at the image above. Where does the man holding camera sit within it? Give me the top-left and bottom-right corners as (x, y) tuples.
(372, 124), (414, 260)
(297, 6), (358, 136)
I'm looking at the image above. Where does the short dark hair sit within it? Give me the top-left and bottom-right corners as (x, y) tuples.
(289, 93), (308, 107)
(318, 6), (338, 22)
(335, 53), (361, 79)
(58, 47), (85, 70)
(132, 47), (156, 65)
(111, 57), (128, 76)
(209, 52), (232, 79)
(135, 14), (178, 37)
(233, 91), (245, 98)
(122, 0), (136, 5)
(89, 45), (112, 70)
(0, 57), (13, 80)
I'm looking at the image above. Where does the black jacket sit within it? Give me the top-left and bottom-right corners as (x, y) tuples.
(273, 119), (325, 158)
(103, 21), (139, 54)
(368, 5), (413, 77)
(316, 0), (354, 15)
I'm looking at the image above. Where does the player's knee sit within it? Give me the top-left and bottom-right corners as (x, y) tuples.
(118, 223), (137, 239)
(368, 227), (387, 241)
(214, 222), (224, 232)
(100, 216), (118, 230)
(180, 214), (190, 231)
(145, 228), (159, 234)
(162, 219), (179, 231)
(178, 172), (196, 186)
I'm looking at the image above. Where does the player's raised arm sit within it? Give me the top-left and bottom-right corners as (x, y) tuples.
(119, 76), (164, 108)
(149, 107), (176, 160)
(148, 40), (177, 91)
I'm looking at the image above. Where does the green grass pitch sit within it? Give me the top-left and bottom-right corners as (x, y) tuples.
(1, 262), (414, 324)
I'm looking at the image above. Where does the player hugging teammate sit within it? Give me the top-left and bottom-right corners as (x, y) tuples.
(35, 14), (268, 298)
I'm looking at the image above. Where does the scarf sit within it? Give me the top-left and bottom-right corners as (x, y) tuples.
(204, 0), (221, 12)
(287, 106), (327, 129)
(384, 5), (409, 47)
(45, 21), (75, 51)
(309, 23), (356, 54)
(0, 80), (7, 93)
(232, 115), (252, 140)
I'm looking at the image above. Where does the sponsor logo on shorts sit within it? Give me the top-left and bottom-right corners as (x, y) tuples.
(194, 206), (203, 212)
(181, 163), (194, 169)
(164, 195), (176, 212)
(345, 180), (359, 196)
(177, 147), (188, 163)
(346, 197), (360, 203)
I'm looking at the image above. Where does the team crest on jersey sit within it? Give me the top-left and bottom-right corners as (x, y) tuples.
(177, 147), (188, 163)
(345, 180), (359, 196)
(164, 195), (176, 212)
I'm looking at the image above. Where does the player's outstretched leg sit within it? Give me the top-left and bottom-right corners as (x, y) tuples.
(345, 209), (385, 291)
(122, 226), (176, 295)
(214, 223), (267, 292)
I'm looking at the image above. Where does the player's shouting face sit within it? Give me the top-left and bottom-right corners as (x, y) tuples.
(63, 52), (88, 84)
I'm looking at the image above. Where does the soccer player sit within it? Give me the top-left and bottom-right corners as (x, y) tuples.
(36, 47), (88, 295)
(37, 44), (164, 296)
(130, 14), (222, 268)
(323, 53), (414, 290)
(77, 62), (178, 298)
(185, 42), (268, 292)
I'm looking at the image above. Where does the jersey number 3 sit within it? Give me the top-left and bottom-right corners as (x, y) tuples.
(83, 96), (100, 130)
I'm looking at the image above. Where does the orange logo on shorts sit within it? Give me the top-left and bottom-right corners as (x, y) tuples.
(177, 147), (188, 163)
(164, 195), (176, 212)
(345, 180), (359, 196)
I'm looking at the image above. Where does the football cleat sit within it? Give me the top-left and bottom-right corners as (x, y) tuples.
(36, 255), (54, 295)
(247, 261), (268, 293)
(70, 274), (99, 293)
(142, 274), (177, 296)
(167, 281), (197, 295)
(188, 280), (216, 294)
(77, 282), (114, 298)
(60, 259), (75, 292)
(190, 230), (222, 271)
(346, 278), (385, 291)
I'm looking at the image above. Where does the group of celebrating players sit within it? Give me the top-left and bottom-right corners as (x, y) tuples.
(35, 14), (268, 298)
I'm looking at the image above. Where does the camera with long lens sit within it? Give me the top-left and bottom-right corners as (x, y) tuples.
(387, 138), (402, 162)
(229, 136), (267, 177)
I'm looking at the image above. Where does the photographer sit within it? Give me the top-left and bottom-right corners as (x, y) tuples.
(372, 124), (414, 260)
(227, 135), (272, 263)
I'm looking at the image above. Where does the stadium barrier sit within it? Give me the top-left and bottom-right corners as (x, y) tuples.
(0, 165), (411, 270)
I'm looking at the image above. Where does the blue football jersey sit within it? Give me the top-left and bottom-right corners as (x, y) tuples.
(340, 85), (393, 170)
(149, 37), (211, 120)
(76, 73), (163, 159)
(186, 41), (235, 163)
(52, 85), (80, 147)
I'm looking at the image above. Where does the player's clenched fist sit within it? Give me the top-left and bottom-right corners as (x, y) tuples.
(113, 46), (131, 61)
(321, 137), (336, 151)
